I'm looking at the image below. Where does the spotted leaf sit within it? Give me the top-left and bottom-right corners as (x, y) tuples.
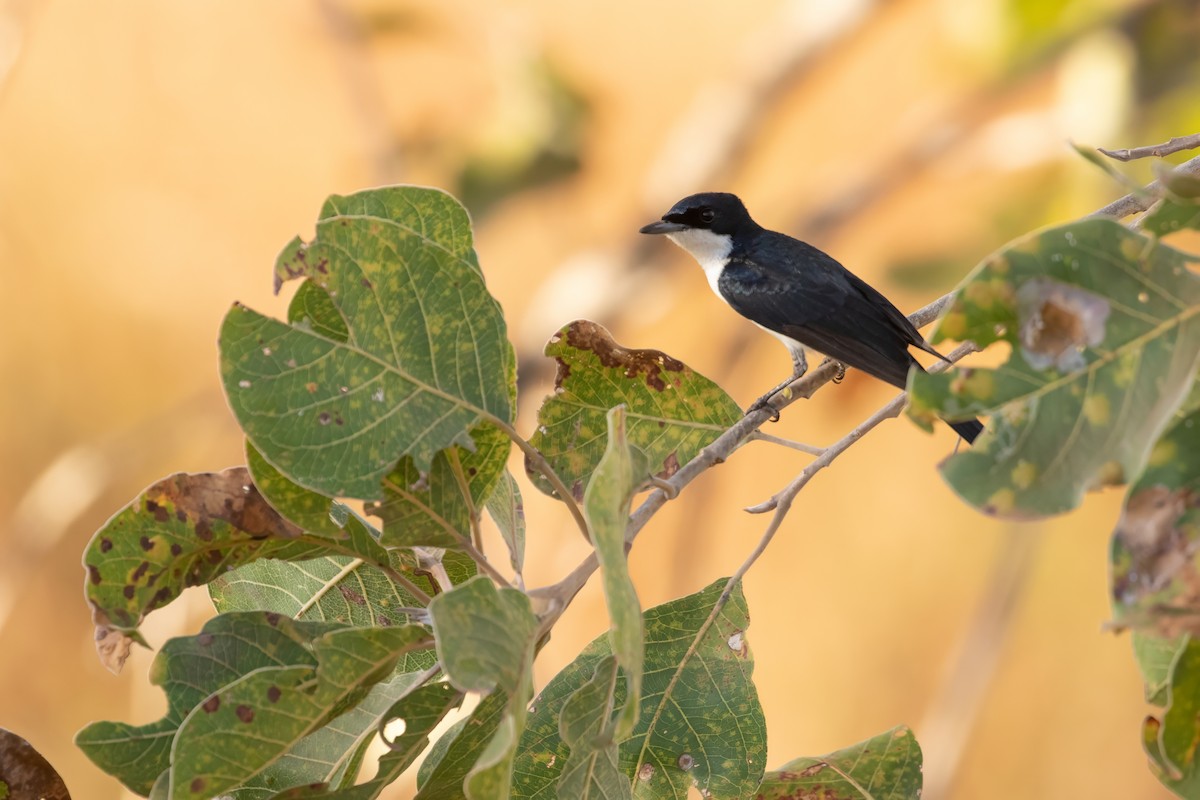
(757, 726), (922, 800)
(528, 320), (741, 501)
(221, 186), (516, 500)
(165, 624), (432, 800)
(909, 218), (1200, 518)
(83, 468), (394, 661)
(511, 579), (765, 800)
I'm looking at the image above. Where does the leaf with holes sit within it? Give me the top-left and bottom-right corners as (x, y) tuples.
(368, 422), (510, 549)
(264, 682), (464, 799)
(1111, 406), (1200, 637)
(77, 612), (342, 795)
(511, 579), (765, 800)
(165, 624), (432, 800)
(584, 407), (646, 740)
(83, 468), (395, 662)
(416, 690), (508, 800)
(527, 321), (741, 501)
(909, 218), (1200, 518)
(221, 185), (516, 500)
(757, 726), (922, 800)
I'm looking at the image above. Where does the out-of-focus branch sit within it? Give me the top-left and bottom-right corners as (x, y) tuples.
(1098, 133), (1200, 163)
(1089, 152), (1200, 219)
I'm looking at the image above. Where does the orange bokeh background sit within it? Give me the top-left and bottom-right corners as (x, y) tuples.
(2, 1), (1197, 797)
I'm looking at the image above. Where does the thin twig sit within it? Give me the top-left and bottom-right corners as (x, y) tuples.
(747, 342), (977, 515)
(747, 430), (825, 456)
(491, 418), (592, 545)
(1098, 133), (1200, 162)
(1090, 153), (1200, 219)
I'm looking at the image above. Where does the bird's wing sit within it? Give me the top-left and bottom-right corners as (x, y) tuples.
(718, 242), (923, 389)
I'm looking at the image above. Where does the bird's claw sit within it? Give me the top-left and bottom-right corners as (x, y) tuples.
(746, 396), (781, 422)
(831, 363), (847, 384)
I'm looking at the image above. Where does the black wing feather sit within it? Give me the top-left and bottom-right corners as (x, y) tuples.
(718, 232), (928, 390)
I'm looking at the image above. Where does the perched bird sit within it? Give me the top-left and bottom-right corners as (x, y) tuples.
(640, 192), (982, 444)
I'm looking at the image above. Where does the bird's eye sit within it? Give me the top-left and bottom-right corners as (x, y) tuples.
(700, 208), (715, 223)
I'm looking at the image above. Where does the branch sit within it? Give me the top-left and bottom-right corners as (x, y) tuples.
(1098, 133), (1200, 162)
(530, 155), (1190, 622)
(746, 342), (978, 516)
(1089, 152), (1200, 219)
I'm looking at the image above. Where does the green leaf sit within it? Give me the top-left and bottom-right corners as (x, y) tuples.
(909, 218), (1200, 518)
(486, 471), (526, 577)
(210, 549), (434, 634)
(76, 612), (341, 795)
(83, 468), (394, 648)
(247, 441), (356, 540)
(528, 320), (741, 500)
(1134, 633), (1189, 706)
(426, 577), (539, 800)
(512, 579), (766, 800)
(416, 690), (508, 800)
(368, 422), (511, 549)
(1143, 166), (1200, 237)
(1111, 407), (1200, 637)
(429, 576), (538, 696)
(221, 185), (516, 500)
(264, 682), (464, 799)
(1145, 639), (1200, 796)
(556, 656), (631, 800)
(167, 624), (432, 800)
(758, 726), (923, 800)
(583, 406), (645, 740)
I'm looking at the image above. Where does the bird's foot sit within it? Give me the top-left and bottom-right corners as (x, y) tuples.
(829, 361), (847, 384)
(746, 393), (782, 422)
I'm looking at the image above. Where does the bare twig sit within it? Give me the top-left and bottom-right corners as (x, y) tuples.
(747, 430), (825, 456)
(1098, 133), (1200, 163)
(1089, 153), (1200, 219)
(746, 341), (977, 516)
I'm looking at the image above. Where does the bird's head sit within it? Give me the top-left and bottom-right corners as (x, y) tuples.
(639, 192), (757, 266)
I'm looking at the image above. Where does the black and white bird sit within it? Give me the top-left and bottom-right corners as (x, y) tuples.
(640, 192), (982, 444)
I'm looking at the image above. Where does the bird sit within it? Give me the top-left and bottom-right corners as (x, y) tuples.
(639, 191), (983, 444)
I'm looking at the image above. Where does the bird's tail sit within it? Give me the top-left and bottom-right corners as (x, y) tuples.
(947, 418), (984, 444)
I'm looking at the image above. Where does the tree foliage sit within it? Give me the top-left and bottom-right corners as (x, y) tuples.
(77, 174), (1200, 798)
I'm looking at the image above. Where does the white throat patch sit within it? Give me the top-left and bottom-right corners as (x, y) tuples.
(665, 228), (732, 296)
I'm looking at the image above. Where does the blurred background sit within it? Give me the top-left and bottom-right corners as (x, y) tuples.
(2, 0), (1199, 797)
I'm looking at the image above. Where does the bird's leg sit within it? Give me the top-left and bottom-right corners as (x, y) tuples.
(746, 349), (807, 421)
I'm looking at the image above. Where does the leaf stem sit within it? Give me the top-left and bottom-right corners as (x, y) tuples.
(445, 448), (486, 556)
(489, 417), (592, 545)
(380, 477), (513, 589)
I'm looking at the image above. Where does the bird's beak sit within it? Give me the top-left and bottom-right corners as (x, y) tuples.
(639, 220), (688, 235)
